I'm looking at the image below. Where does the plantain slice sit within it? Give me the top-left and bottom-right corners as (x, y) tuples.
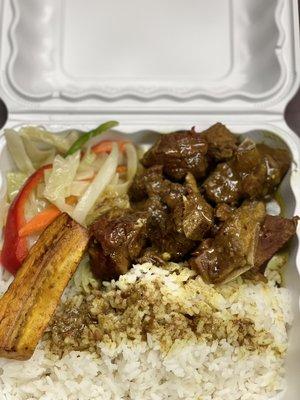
(0, 213), (89, 360)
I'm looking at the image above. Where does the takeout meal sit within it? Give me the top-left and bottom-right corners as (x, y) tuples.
(0, 122), (298, 399)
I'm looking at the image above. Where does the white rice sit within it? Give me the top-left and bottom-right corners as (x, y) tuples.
(0, 262), (292, 400)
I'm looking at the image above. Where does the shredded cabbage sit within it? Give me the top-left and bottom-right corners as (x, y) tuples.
(22, 135), (56, 169)
(44, 151), (80, 211)
(36, 182), (45, 199)
(4, 127), (138, 230)
(24, 190), (49, 222)
(4, 130), (34, 174)
(264, 252), (288, 285)
(0, 197), (9, 230)
(20, 126), (79, 153)
(73, 256), (99, 292)
(6, 172), (28, 202)
(72, 143), (119, 224)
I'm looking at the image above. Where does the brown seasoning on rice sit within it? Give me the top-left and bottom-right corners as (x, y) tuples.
(46, 263), (278, 357)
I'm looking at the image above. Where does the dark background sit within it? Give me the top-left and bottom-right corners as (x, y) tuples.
(0, 4), (299, 133)
(285, 85), (300, 136)
(282, 0), (300, 135)
(284, 0), (300, 135)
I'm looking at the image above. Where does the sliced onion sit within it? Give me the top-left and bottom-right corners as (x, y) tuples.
(125, 143), (138, 181)
(110, 173), (119, 186)
(77, 150), (96, 173)
(91, 153), (108, 172)
(107, 143), (138, 195)
(54, 199), (75, 215)
(75, 168), (95, 181)
(70, 181), (90, 197)
(72, 143), (119, 224)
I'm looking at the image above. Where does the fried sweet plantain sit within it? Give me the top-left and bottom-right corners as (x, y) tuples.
(0, 213), (89, 360)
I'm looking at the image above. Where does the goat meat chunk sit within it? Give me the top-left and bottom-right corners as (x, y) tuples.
(142, 196), (194, 260)
(203, 162), (242, 204)
(189, 201), (266, 283)
(89, 210), (148, 279)
(203, 139), (291, 204)
(255, 215), (298, 268)
(215, 203), (235, 222)
(182, 191), (214, 241)
(89, 243), (119, 281)
(256, 144), (291, 191)
(137, 247), (166, 266)
(129, 165), (186, 207)
(201, 123), (238, 161)
(142, 131), (208, 181)
(129, 165), (164, 202)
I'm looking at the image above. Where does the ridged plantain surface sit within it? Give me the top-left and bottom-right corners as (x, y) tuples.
(0, 213), (89, 360)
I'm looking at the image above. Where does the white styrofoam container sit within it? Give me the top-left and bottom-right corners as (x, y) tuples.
(0, 0), (299, 398)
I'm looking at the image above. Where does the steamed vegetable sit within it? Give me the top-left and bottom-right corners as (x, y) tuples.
(116, 165), (127, 174)
(1, 164), (52, 274)
(107, 143), (138, 195)
(125, 143), (138, 182)
(72, 143), (119, 224)
(44, 151), (80, 210)
(73, 256), (99, 293)
(91, 139), (128, 154)
(1, 121), (141, 273)
(18, 205), (61, 237)
(70, 181), (90, 197)
(4, 130), (34, 174)
(75, 168), (95, 181)
(5, 128), (77, 174)
(66, 121), (119, 156)
(77, 151), (97, 173)
(0, 198), (9, 231)
(6, 172), (28, 202)
(22, 135), (55, 169)
(20, 126), (79, 154)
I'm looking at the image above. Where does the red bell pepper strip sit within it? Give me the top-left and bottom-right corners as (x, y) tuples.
(1, 164), (52, 275)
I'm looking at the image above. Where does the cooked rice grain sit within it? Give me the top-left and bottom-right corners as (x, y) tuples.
(0, 262), (292, 400)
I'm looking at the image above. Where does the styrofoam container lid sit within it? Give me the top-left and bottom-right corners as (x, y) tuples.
(0, 0), (299, 119)
(0, 1), (300, 398)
